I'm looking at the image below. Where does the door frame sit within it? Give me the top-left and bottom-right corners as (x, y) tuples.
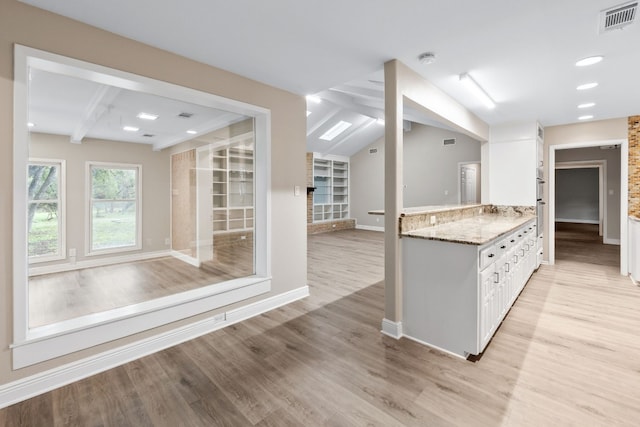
(548, 139), (628, 276)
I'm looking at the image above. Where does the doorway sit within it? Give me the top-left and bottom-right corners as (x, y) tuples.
(458, 162), (481, 204)
(548, 140), (628, 275)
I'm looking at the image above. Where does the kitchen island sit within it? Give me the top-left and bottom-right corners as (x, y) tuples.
(400, 207), (537, 358)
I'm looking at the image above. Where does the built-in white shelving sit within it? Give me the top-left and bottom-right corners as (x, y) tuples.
(312, 156), (349, 222)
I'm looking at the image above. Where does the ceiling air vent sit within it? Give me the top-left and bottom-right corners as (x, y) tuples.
(369, 147), (378, 155)
(443, 138), (456, 146)
(142, 133), (155, 138)
(599, 2), (637, 33)
(177, 112), (194, 118)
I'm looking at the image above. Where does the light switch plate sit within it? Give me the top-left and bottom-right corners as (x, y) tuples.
(294, 185), (301, 196)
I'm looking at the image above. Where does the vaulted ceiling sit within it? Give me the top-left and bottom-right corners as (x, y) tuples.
(20, 0), (640, 156)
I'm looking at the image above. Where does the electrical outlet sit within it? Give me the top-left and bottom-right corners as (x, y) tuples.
(240, 235), (247, 240)
(332, 224), (336, 228)
(430, 215), (437, 225)
(164, 237), (170, 245)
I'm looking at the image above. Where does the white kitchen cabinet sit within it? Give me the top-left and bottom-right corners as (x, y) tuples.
(402, 219), (537, 357)
(488, 121), (543, 206)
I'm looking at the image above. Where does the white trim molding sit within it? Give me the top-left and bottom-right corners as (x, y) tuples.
(381, 318), (403, 339)
(356, 224), (384, 232)
(0, 285), (309, 409)
(29, 250), (171, 276)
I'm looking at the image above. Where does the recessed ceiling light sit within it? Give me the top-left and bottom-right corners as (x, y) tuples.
(137, 112), (158, 120)
(578, 115), (594, 121)
(186, 130), (197, 135)
(577, 82), (598, 90)
(575, 56), (604, 67)
(27, 122), (35, 128)
(306, 110), (312, 117)
(578, 102), (596, 109)
(123, 126), (139, 132)
(319, 121), (352, 141)
(306, 95), (322, 104)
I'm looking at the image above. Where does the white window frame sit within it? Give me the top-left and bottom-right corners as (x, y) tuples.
(86, 162), (142, 256)
(12, 45), (272, 369)
(27, 158), (66, 263)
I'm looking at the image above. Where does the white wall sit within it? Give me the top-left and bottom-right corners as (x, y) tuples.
(351, 123), (481, 228)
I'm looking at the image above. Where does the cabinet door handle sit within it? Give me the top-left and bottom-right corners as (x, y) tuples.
(500, 245), (506, 249)
(505, 263), (510, 272)
(510, 239), (515, 243)
(494, 272), (500, 283)
(488, 253), (495, 258)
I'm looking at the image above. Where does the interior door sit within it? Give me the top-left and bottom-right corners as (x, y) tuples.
(460, 164), (478, 204)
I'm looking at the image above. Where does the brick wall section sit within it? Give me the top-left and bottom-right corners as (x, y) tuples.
(307, 219), (356, 234)
(629, 116), (640, 217)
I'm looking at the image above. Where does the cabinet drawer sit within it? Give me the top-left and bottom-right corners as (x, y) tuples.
(479, 244), (498, 270)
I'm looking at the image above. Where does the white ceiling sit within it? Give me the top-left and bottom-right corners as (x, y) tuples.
(20, 0), (640, 156)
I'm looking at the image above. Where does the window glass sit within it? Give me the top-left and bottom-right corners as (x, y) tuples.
(28, 161), (63, 260)
(89, 164), (140, 252)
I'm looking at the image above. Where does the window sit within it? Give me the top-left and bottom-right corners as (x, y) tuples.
(87, 162), (141, 254)
(28, 159), (65, 262)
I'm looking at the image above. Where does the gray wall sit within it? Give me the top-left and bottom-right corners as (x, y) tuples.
(351, 124), (481, 228)
(555, 168), (599, 223)
(555, 146), (621, 241)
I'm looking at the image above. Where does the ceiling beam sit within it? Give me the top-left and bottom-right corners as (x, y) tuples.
(70, 85), (121, 143)
(152, 113), (245, 151)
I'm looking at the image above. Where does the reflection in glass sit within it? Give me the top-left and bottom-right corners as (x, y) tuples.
(27, 68), (257, 328)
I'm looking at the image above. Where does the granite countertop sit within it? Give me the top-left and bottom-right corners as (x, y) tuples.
(402, 214), (536, 245)
(368, 204), (481, 216)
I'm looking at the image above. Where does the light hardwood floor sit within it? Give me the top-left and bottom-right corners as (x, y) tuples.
(3, 229), (640, 426)
(29, 244), (253, 327)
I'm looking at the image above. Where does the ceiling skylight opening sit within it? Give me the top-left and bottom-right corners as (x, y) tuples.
(306, 95), (322, 104)
(575, 56), (604, 67)
(578, 102), (596, 109)
(578, 115), (594, 121)
(123, 126), (139, 132)
(319, 121), (352, 141)
(137, 112), (159, 120)
(577, 82), (598, 90)
(459, 73), (496, 109)
(186, 130), (198, 135)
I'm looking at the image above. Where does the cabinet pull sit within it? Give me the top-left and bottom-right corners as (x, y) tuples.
(505, 263), (510, 272)
(494, 272), (500, 283)
(500, 245), (506, 249)
(510, 239), (515, 243)
(488, 253), (495, 258)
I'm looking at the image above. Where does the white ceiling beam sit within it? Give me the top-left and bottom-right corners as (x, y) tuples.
(306, 107), (341, 137)
(70, 85), (121, 143)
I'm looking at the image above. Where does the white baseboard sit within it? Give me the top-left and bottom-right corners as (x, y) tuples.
(380, 318), (403, 339)
(555, 218), (599, 224)
(356, 224), (384, 232)
(29, 250), (171, 276)
(603, 238), (621, 245)
(0, 285), (309, 410)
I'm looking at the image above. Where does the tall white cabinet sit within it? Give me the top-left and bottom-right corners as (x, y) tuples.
(489, 121), (543, 206)
(312, 155), (349, 222)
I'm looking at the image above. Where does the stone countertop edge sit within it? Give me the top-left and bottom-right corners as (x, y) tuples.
(402, 215), (536, 246)
(367, 204), (481, 216)
(630, 215), (640, 223)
